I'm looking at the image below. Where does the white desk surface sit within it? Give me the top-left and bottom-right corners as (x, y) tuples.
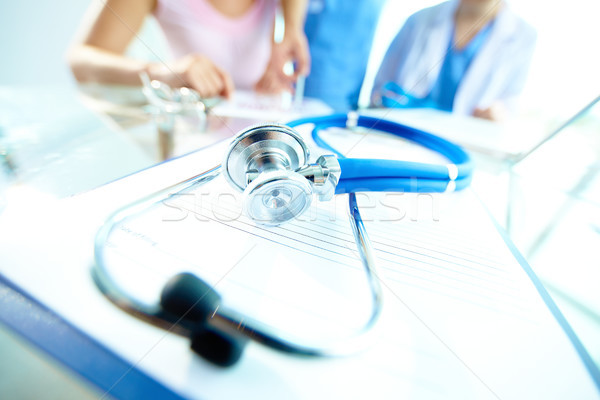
(0, 89), (598, 398)
(362, 108), (549, 161)
(1, 124), (599, 399)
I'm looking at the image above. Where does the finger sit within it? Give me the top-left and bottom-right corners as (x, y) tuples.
(265, 73), (288, 94)
(473, 108), (494, 121)
(291, 39), (311, 77)
(254, 75), (268, 92)
(200, 64), (225, 96)
(255, 75), (275, 93)
(255, 66), (279, 92)
(216, 67), (234, 99)
(278, 71), (297, 87)
(294, 51), (310, 77)
(191, 74), (219, 98)
(184, 63), (215, 97)
(270, 75), (294, 94)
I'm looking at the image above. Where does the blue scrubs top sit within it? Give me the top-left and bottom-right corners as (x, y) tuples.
(304, 0), (386, 112)
(382, 20), (494, 111)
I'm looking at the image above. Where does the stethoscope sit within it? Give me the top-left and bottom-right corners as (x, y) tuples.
(93, 113), (472, 367)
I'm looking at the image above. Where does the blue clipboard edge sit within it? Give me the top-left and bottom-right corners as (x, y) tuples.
(490, 218), (600, 391)
(0, 272), (187, 400)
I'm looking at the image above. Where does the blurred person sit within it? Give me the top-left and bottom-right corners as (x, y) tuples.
(256, 0), (386, 111)
(68, 0), (310, 99)
(254, 0), (311, 95)
(372, 0), (536, 121)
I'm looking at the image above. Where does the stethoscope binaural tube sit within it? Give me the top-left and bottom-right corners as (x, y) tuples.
(294, 113), (473, 194)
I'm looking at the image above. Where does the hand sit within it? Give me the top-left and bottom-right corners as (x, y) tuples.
(148, 54), (234, 99)
(473, 103), (507, 122)
(255, 28), (310, 94)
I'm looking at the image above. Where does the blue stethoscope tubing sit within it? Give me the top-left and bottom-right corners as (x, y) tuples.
(288, 114), (473, 194)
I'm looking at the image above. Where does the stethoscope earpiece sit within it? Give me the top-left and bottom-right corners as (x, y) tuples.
(160, 272), (221, 322)
(160, 273), (248, 367)
(190, 325), (248, 367)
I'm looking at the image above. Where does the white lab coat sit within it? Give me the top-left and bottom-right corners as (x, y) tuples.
(372, 1), (537, 115)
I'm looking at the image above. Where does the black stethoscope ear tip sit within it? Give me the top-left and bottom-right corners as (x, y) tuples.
(160, 272), (249, 367)
(191, 327), (248, 367)
(160, 272), (221, 322)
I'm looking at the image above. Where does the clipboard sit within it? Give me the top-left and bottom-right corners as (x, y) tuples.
(0, 126), (599, 399)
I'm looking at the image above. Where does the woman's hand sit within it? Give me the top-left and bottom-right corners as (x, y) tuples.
(473, 102), (507, 122)
(148, 54), (234, 99)
(255, 27), (310, 94)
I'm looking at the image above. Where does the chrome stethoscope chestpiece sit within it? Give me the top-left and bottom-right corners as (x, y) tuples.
(222, 124), (340, 226)
(243, 170), (313, 226)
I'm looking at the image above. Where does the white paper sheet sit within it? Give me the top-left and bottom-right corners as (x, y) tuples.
(210, 90), (332, 122)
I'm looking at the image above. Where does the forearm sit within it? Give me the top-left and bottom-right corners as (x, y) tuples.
(68, 45), (151, 86)
(279, 0), (310, 76)
(280, 0), (307, 34)
(67, 0), (157, 86)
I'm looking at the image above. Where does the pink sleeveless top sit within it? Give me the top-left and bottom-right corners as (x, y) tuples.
(154, 0), (276, 90)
